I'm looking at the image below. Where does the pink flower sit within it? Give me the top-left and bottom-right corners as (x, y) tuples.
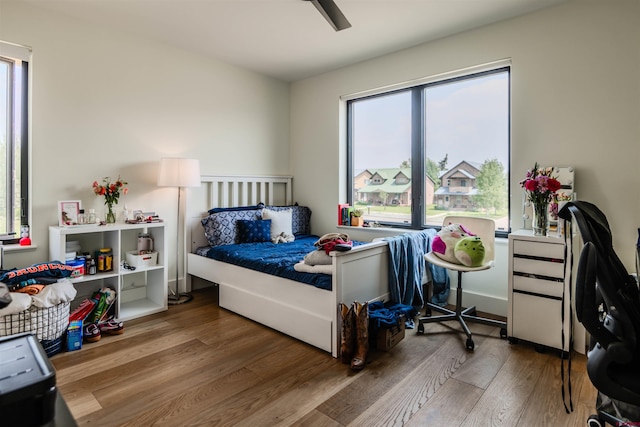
(520, 163), (561, 206)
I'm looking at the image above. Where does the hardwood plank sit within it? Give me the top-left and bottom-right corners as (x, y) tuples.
(518, 349), (593, 427)
(451, 327), (511, 389)
(405, 378), (484, 426)
(347, 336), (470, 426)
(291, 409), (343, 427)
(151, 343), (334, 426)
(459, 344), (547, 426)
(75, 328), (297, 425)
(315, 330), (448, 425)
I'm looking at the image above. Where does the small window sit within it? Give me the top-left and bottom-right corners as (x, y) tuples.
(1, 41), (30, 235)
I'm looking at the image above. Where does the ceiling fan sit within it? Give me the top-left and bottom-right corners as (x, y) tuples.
(304, 0), (352, 31)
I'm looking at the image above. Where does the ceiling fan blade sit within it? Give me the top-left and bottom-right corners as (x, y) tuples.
(309, 0), (352, 31)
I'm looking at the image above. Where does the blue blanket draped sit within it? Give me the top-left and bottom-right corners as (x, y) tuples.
(385, 230), (450, 309)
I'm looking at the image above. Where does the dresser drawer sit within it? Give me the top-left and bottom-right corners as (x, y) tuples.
(513, 275), (564, 298)
(511, 292), (566, 351)
(512, 257), (564, 279)
(513, 240), (564, 259)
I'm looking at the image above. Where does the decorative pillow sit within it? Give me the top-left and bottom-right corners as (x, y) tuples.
(432, 223), (475, 264)
(201, 208), (262, 247)
(237, 219), (271, 243)
(208, 203), (264, 215)
(264, 205), (311, 236)
(261, 208), (293, 243)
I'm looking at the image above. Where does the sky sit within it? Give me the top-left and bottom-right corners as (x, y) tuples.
(352, 71), (509, 174)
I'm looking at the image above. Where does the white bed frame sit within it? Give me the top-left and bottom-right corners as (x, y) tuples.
(186, 175), (390, 357)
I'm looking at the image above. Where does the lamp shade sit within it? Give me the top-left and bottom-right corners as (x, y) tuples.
(157, 158), (201, 188)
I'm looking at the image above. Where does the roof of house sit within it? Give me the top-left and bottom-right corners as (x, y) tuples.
(357, 168), (412, 194)
(438, 160), (482, 179)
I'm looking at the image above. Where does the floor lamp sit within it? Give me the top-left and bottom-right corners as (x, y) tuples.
(157, 157), (201, 305)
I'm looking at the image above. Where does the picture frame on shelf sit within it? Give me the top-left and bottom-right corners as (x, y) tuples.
(58, 200), (81, 226)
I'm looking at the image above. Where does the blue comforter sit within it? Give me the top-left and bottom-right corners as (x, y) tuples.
(203, 235), (363, 291)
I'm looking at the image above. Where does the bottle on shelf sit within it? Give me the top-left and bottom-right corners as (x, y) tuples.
(122, 204), (129, 223)
(88, 257), (97, 275)
(88, 209), (97, 224)
(77, 209), (86, 225)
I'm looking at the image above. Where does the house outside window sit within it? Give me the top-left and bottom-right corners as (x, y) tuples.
(347, 65), (510, 233)
(1, 41), (30, 236)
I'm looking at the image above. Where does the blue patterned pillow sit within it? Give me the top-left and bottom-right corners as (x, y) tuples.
(201, 208), (262, 246)
(237, 219), (271, 243)
(264, 205), (312, 235)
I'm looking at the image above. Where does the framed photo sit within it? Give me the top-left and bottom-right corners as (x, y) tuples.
(58, 200), (81, 226)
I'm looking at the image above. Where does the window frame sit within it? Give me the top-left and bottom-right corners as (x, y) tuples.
(346, 65), (511, 237)
(1, 41), (30, 236)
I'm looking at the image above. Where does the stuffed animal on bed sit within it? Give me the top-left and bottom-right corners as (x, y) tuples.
(454, 236), (486, 267)
(432, 223), (485, 267)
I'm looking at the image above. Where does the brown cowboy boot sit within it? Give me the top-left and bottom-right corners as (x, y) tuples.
(339, 302), (355, 364)
(351, 301), (369, 371)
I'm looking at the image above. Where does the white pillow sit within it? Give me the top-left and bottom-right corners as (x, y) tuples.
(262, 208), (293, 242)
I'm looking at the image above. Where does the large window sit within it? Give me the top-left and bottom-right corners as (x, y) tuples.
(1, 42), (29, 236)
(348, 66), (510, 234)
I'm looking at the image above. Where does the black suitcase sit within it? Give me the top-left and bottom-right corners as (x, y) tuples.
(0, 333), (57, 427)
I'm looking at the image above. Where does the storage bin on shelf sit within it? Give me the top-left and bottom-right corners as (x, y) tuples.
(126, 251), (158, 268)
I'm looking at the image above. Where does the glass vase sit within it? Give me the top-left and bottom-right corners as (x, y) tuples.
(106, 203), (116, 224)
(532, 201), (549, 237)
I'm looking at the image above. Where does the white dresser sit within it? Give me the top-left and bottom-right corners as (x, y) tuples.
(507, 229), (587, 354)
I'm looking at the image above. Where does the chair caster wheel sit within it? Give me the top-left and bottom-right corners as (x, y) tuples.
(417, 323), (424, 334)
(500, 328), (507, 339)
(466, 338), (475, 351)
(587, 414), (603, 427)
(425, 307), (432, 317)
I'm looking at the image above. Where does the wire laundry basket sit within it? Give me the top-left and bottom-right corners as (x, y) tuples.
(0, 302), (70, 356)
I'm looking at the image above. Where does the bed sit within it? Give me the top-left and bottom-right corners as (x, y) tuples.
(186, 175), (390, 358)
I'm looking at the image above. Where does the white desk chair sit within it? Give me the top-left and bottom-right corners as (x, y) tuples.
(419, 215), (507, 351)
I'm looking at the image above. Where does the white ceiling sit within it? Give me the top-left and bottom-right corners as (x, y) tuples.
(16, 0), (566, 82)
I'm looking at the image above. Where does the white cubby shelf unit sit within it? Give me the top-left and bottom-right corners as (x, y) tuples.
(49, 223), (168, 321)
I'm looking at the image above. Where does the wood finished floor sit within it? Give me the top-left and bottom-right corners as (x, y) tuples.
(51, 287), (599, 426)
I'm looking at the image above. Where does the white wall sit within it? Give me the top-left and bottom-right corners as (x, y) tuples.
(0, 1), (290, 291)
(290, 0), (640, 315)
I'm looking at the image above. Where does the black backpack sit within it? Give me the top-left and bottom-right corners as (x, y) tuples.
(559, 200), (640, 362)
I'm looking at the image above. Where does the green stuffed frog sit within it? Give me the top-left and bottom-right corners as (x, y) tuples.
(454, 236), (486, 267)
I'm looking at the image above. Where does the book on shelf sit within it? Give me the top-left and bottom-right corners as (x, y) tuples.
(341, 206), (353, 226)
(337, 203), (349, 226)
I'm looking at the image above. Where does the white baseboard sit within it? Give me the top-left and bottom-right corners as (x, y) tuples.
(448, 289), (508, 318)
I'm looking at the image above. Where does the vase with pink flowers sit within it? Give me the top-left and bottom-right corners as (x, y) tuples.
(520, 163), (561, 236)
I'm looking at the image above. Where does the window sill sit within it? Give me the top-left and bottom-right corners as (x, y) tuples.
(0, 243), (38, 253)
